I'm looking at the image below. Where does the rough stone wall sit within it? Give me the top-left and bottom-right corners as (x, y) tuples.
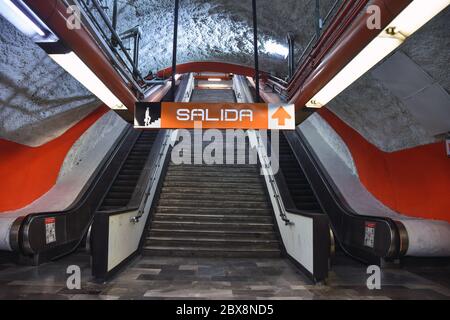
(110, 0), (335, 77)
(326, 8), (449, 152)
(0, 16), (99, 147)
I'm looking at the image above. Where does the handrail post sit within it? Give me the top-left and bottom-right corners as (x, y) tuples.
(315, 0), (323, 38)
(252, 0), (260, 102)
(171, 0), (180, 102)
(111, 0), (118, 46)
(287, 33), (295, 79)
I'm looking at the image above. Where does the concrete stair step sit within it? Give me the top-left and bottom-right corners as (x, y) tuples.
(160, 186), (266, 195)
(166, 171), (261, 178)
(155, 206), (272, 215)
(153, 213), (273, 223)
(162, 181), (265, 189)
(157, 199), (271, 209)
(149, 228), (277, 240)
(151, 221), (274, 232)
(163, 176), (263, 183)
(158, 192), (268, 202)
(146, 236), (279, 248)
(142, 246), (281, 258)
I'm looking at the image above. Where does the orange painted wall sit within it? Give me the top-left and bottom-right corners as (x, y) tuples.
(318, 108), (450, 223)
(0, 106), (109, 213)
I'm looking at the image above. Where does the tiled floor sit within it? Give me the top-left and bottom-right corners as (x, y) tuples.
(0, 252), (449, 300)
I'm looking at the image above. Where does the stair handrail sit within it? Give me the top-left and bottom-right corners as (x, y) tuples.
(130, 131), (172, 223)
(90, 73), (194, 280)
(249, 129), (330, 283)
(254, 133), (294, 226)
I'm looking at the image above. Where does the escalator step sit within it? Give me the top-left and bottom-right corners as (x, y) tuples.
(98, 130), (156, 210)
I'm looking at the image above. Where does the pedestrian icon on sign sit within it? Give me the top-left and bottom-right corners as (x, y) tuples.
(134, 102), (162, 129)
(144, 107), (152, 127)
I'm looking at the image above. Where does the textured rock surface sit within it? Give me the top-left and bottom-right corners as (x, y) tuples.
(0, 0), (336, 146)
(0, 16), (99, 146)
(58, 110), (127, 180)
(326, 8), (449, 152)
(1, 1), (447, 153)
(111, 0), (335, 77)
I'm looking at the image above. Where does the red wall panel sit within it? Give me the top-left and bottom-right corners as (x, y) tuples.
(0, 106), (108, 212)
(318, 108), (450, 223)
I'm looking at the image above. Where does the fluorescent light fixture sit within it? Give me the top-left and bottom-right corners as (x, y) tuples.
(49, 52), (127, 110)
(197, 83), (232, 89)
(306, 0), (449, 108)
(264, 40), (289, 59)
(1, 0), (126, 111)
(0, 0), (57, 42)
(208, 78), (222, 82)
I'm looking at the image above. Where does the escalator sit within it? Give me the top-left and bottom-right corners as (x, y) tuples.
(278, 134), (322, 213)
(98, 131), (158, 211)
(9, 127), (161, 264)
(90, 79), (328, 282)
(277, 130), (404, 264)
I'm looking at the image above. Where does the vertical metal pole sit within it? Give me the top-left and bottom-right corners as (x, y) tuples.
(111, 0), (118, 47)
(315, 0), (322, 38)
(171, 0), (180, 102)
(287, 33), (295, 79)
(252, 0), (260, 102)
(133, 33), (140, 77)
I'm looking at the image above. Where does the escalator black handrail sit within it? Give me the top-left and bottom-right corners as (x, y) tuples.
(273, 157), (324, 219)
(264, 131), (324, 219)
(130, 132), (171, 217)
(290, 128), (402, 262)
(95, 206), (139, 216)
(254, 130), (330, 282)
(94, 130), (169, 218)
(12, 124), (138, 258)
(91, 130), (173, 280)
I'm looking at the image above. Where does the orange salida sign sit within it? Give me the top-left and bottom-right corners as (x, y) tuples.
(134, 102), (295, 130)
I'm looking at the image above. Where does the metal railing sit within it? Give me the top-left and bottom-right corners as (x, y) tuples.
(294, 0), (342, 75)
(130, 131), (172, 223)
(91, 129), (173, 279)
(254, 133), (294, 226)
(69, 0), (167, 98)
(249, 129), (330, 282)
(266, 0), (343, 95)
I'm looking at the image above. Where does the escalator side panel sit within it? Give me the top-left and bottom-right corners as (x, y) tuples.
(283, 130), (399, 264)
(19, 127), (140, 259)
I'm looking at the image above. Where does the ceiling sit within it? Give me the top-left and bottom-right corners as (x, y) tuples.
(105, 0), (337, 77)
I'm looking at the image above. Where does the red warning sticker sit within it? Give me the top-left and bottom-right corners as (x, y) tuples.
(364, 222), (376, 248)
(45, 217), (56, 244)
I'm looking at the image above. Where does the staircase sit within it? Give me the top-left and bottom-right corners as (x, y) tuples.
(278, 132), (323, 212)
(144, 133), (281, 258)
(98, 131), (158, 211)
